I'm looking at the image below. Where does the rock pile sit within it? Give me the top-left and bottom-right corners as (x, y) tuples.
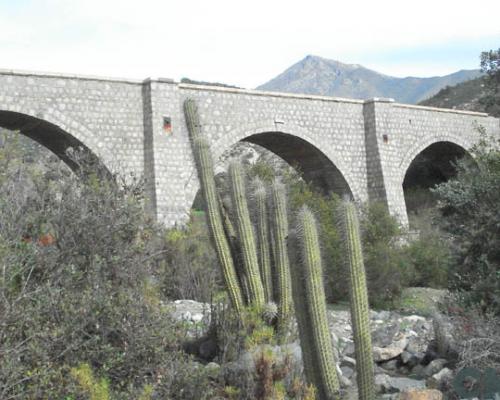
(170, 300), (455, 397)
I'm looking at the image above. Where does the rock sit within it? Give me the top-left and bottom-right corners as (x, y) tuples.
(427, 368), (453, 387)
(376, 373), (426, 393)
(380, 359), (399, 372)
(339, 374), (353, 388)
(401, 351), (420, 368)
(341, 366), (354, 379)
(388, 377), (426, 392)
(397, 388), (443, 400)
(423, 359), (447, 377)
(341, 356), (356, 369)
(170, 299), (210, 325)
(373, 337), (409, 362)
(372, 324), (401, 347)
(342, 341), (355, 357)
(411, 364), (425, 378)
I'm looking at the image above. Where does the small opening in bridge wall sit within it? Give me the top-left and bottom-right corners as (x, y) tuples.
(163, 117), (172, 134)
(383, 134), (389, 143)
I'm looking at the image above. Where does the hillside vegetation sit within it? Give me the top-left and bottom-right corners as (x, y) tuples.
(419, 76), (489, 112)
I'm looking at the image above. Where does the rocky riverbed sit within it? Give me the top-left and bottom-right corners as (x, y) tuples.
(169, 299), (461, 399)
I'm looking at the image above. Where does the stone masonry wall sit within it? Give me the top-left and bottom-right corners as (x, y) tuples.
(0, 69), (499, 227)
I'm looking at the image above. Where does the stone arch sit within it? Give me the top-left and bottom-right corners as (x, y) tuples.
(186, 121), (358, 207)
(400, 136), (473, 216)
(0, 107), (113, 175)
(398, 134), (474, 184)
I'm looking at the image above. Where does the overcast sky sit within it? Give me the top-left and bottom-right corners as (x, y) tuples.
(1, 0), (499, 88)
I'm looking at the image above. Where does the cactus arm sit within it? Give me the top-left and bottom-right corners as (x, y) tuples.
(340, 201), (375, 400)
(288, 229), (317, 387)
(253, 177), (273, 303)
(270, 182), (292, 337)
(184, 98), (244, 314)
(228, 162), (265, 308)
(219, 192), (250, 304)
(295, 206), (340, 400)
(297, 206), (340, 399)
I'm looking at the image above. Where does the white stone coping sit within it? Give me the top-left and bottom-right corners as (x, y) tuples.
(0, 67), (146, 85)
(393, 102), (489, 117)
(178, 83), (365, 104)
(0, 67), (493, 117)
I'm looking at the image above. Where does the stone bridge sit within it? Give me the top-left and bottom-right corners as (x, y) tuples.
(1, 68), (499, 226)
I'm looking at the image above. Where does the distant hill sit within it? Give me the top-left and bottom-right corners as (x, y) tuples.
(418, 76), (489, 112)
(257, 55), (482, 104)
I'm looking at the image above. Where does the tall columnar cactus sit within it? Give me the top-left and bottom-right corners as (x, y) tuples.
(291, 205), (340, 400)
(288, 229), (317, 388)
(183, 98), (244, 314)
(228, 162), (265, 308)
(270, 181), (292, 336)
(253, 177), (273, 302)
(339, 201), (375, 400)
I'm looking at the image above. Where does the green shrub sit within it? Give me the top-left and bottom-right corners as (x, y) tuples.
(0, 147), (213, 398)
(433, 135), (500, 313)
(402, 209), (451, 288)
(360, 202), (411, 307)
(159, 213), (222, 302)
(285, 171), (344, 303)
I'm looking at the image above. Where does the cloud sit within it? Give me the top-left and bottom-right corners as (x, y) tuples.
(0, 0), (499, 87)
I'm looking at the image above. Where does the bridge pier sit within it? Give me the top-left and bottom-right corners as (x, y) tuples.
(363, 99), (409, 225)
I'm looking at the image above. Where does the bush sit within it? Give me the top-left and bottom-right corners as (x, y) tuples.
(0, 145), (216, 398)
(402, 209), (451, 288)
(433, 135), (500, 313)
(159, 212), (222, 302)
(360, 202), (410, 307)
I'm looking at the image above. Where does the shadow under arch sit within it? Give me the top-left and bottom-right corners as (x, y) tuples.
(402, 140), (472, 215)
(242, 131), (353, 197)
(0, 110), (112, 178)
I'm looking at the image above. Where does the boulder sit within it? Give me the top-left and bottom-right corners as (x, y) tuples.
(397, 388), (443, 400)
(373, 337), (409, 362)
(423, 359), (447, 377)
(427, 368), (453, 388)
(376, 373), (426, 393)
(341, 356), (356, 369)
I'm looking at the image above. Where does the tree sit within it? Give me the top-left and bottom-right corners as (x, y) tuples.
(479, 48), (500, 117)
(432, 134), (500, 313)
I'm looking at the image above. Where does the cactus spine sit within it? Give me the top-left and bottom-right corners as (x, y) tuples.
(253, 177), (273, 302)
(340, 201), (375, 400)
(292, 206), (340, 400)
(183, 99), (244, 314)
(270, 181), (292, 336)
(228, 162), (265, 307)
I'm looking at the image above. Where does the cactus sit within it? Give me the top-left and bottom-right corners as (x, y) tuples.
(270, 181), (292, 337)
(288, 229), (317, 388)
(184, 98), (244, 314)
(339, 201), (375, 400)
(253, 177), (273, 302)
(291, 205), (340, 400)
(228, 162), (265, 307)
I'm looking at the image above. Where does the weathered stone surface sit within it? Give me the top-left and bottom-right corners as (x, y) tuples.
(1, 69), (499, 227)
(427, 368), (453, 387)
(397, 388), (443, 400)
(373, 337), (409, 362)
(376, 374), (426, 393)
(423, 359), (447, 377)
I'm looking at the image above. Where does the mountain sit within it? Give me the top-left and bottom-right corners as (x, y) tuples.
(418, 76), (489, 112)
(257, 55), (482, 104)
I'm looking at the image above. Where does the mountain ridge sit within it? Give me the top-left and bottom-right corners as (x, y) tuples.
(257, 55), (482, 104)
